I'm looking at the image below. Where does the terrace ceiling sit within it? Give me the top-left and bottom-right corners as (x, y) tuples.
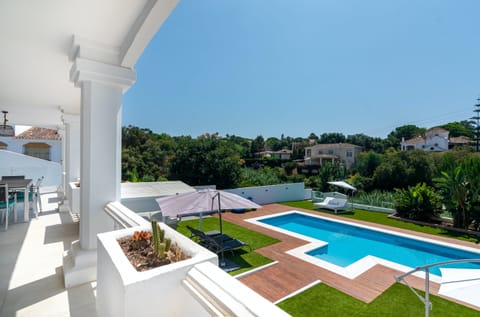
(0, 0), (178, 128)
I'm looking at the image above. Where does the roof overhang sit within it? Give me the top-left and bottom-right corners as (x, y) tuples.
(0, 0), (179, 128)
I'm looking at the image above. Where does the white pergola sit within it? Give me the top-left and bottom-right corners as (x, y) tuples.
(0, 0), (179, 287)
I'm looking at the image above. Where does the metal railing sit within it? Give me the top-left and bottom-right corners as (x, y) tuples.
(395, 259), (480, 317)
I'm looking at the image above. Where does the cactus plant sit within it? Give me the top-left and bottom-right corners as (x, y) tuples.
(151, 220), (171, 259)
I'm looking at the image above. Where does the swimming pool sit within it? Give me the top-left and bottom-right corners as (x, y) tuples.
(249, 211), (480, 279)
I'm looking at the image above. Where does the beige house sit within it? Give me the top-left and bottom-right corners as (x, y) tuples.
(255, 149), (292, 159)
(304, 143), (362, 168)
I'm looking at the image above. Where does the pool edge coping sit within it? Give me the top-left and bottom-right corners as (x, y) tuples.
(245, 210), (480, 283)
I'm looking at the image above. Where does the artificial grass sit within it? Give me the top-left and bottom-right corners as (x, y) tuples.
(277, 282), (479, 317)
(177, 217), (279, 275)
(282, 200), (480, 244)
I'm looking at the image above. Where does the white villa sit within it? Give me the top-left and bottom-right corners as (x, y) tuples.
(0, 1), (289, 316)
(0, 126), (62, 162)
(400, 127), (471, 152)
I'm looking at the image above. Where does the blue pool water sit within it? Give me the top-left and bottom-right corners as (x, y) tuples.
(259, 213), (480, 276)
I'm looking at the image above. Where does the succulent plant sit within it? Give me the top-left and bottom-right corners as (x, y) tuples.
(151, 220), (171, 259)
(131, 230), (152, 242)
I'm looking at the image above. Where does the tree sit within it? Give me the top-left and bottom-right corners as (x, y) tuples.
(317, 162), (347, 191)
(387, 125), (426, 149)
(355, 151), (383, 177)
(265, 137), (282, 151)
(169, 137), (244, 189)
(346, 133), (386, 152)
(319, 132), (346, 144)
(372, 152), (408, 190)
(398, 150), (436, 186)
(250, 135), (265, 155)
(283, 161), (297, 175)
(121, 126), (175, 181)
(441, 121), (474, 138)
(470, 99), (480, 151)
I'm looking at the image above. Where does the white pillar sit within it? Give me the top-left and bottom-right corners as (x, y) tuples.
(63, 58), (135, 287)
(60, 113), (81, 213)
(56, 126), (66, 199)
(63, 114), (81, 185)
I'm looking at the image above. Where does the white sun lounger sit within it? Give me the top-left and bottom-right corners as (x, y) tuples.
(314, 197), (348, 213)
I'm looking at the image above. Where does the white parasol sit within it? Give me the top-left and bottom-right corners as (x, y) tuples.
(155, 188), (261, 234)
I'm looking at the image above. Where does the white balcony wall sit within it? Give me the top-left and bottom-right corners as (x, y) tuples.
(0, 150), (61, 187)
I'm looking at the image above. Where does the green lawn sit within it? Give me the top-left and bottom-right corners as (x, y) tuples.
(277, 282), (479, 317)
(177, 209), (479, 314)
(282, 200), (480, 244)
(177, 217), (279, 275)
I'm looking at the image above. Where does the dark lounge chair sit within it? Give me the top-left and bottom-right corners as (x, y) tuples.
(186, 225), (251, 254)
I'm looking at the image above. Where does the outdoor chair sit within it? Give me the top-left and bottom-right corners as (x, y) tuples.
(186, 225), (251, 254)
(15, 176), (43, 218)
(0, 184), (16, 231)
(313, 197), (349, 214)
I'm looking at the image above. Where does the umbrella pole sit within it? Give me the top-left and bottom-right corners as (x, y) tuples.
(218, 193), (223, 235)
(217, 193), (226, 266)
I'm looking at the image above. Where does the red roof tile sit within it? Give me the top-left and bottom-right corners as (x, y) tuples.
(15, 127), (61, 140)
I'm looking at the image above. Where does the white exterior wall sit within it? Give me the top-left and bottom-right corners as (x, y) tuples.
(225, 183), (306, 205)
(418, 135), (449, 152)
(0, 135), (62, 163)
(0, 150), (61, 187)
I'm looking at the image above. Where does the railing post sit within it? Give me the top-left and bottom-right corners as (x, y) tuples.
(425, 268), (430, 317)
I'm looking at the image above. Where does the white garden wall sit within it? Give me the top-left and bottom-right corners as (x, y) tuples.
(0, 150), (61, 187)
(225, 182), (307, 205)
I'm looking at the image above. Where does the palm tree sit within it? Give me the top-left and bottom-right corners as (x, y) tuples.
(434, 157), (480, 229)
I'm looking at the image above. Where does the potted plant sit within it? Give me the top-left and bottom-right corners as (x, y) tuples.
(96, 219), (218, 317)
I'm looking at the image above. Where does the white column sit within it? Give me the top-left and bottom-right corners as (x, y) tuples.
(72, 58), (135, 249)
(63, 58), (135, 287)
(63, 114), (81, 185)
(56, 126), (66, 199)
(60, 113), (81, 213)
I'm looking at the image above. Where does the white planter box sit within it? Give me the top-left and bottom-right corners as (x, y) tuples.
(96, 223), (218, 317)
(68, 181), (80, 214)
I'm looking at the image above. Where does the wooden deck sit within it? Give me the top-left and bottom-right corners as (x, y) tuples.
(221, 204), (479, 307)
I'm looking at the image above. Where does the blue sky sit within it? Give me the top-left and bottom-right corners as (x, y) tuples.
(123, 0), (480, 139)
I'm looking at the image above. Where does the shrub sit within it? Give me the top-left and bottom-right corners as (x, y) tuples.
(393, 183), (442, 221)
